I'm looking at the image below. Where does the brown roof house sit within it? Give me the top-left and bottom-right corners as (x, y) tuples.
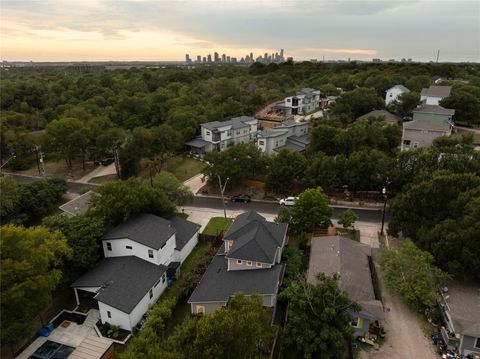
(307, 236), (384, 338)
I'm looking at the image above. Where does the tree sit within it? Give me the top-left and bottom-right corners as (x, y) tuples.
(405, 75), (431, 92)
(337, 209), (358, 228)
(282, 246), (303, 285)
(304, 153), (346, 189)
(203, 143), (268, 185)
(91, 178), (176, 226)
(391, 91), (421, 117)
(265, 149), (306, 194)
(290, 187), (332, 232)
(1, 225), (71, 345)
(330, 87), (385, 126)
(151, 171), (194, 206)
(42, 214), (106, 283)
(345, 149), (391, 191)
(379, 240), (449, 310)
(281, 273), (359, 359)
(440, 85), (480, 126)
(0, 177), (67, 225)
(42, 117), (90, 169)
(96, 127), (126, 178)
(308, 125), (342, 155)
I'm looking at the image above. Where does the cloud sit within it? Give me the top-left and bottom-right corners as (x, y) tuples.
(303, 48), (378, 55)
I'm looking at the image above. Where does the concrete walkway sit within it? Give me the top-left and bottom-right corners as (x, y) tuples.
(183, 173), (206, 194)
(77, 163), (116, 184)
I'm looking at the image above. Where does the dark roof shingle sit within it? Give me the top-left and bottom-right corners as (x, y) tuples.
(72, 256), (166, 313)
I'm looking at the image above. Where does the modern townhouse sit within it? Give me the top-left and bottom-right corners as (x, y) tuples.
(257, 120), (309, 155)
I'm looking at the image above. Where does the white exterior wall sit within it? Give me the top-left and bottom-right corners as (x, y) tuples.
(420, 95), (443, 105)
(201, 127), (213, 142)
(386, 87), (407, 105)
(98, 273), (168, 331)
(172, 231), (199, 263)
(103, 236), (175, 266)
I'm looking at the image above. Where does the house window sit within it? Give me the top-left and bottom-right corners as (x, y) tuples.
(206, 131), (211, 135)
(162, 273), (166, 283)
(226, 240), (233, 250)
(149, 289), (153, 299)
(256, 262), (262, 268)
(107, 311), (111, 318)
(259, 140), (265, 145)
(246, 261), (252, 266)
(106, 242), (112, 251)
(236, 130), (240, 135)
(126, 245), (132, 250)
(148, 249), (154, 258)
(237, 259), (242, 264)
(413, 142), (419, 148)
(287, 98), (291, 102)
(196, 305), (205, 315)
(475, 337), (480, 349)
(389, 93), (393, 97)
(351, 317), (363, 328)
(403, 140), (411, 145)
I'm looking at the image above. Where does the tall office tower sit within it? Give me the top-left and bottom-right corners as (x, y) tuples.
(226, 56), (230, 63)
(275, 52), (279, 61)
(264, 53), (268, 61)
(207, 54), (212, 62)
(272, 53), (275, 61)
(185, 54), (191, 63)
(214, 52), (219, 62)
(231, 57), (237, 63)
(240, 57), (245, 63)
(250, 52), (253, 61)
(203, 57), (207, 63)
(196, 55), (201, 62)
(222, 54), (226, 62)
(280, 49), (284, 59)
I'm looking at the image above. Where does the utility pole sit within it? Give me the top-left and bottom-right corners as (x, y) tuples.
(218, 175), (229, 219)
(436, 49), (440, 63)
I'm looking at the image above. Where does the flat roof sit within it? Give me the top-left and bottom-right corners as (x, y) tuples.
(59, 191), (97, 216)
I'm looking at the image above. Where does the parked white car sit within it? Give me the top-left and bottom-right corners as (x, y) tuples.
(279, 197), (298, 206)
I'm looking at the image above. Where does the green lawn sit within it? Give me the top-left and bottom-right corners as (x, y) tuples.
(165, 157), (206, 182)
(202, 217), (232, 236)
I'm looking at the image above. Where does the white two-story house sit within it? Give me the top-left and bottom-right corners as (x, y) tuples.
(283, 88), (321, 115)
(385, 84), (409, 105)
(186, 116), (258, 154)
(188, 211), (288, 315)
(257, 120), (309, 155)
(72, 214), (200, 331)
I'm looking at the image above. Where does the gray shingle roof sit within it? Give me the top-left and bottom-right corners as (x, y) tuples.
(187, 254), (284, 303)
(170, 216), (201, 250)
(403, 120), (452, 132)
(72, 256), (166, 313)
(103, 214), (176, 250)
(59, 191), (97, 216)
(224, 211), (287, 263)
(440, 281), (480, 336)
(185, 137), (210, 148)
(258, 129), (288, 138)
(307, 236), (384, 321)
(421, 85), (452, 98)
(357, 110), (402, 124)
(413, 104), (455, 116)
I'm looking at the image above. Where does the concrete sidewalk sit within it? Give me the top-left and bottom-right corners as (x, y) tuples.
(183, 173), (206, 194)
(77, 163), (116, 184)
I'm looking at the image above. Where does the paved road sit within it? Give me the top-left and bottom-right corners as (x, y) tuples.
(3, 172), (100, 192)
(191, 196), (387, 223)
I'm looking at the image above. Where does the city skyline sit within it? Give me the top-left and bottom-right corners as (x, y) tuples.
(186, 49), (285, 64)
(0, 0), (479, 62)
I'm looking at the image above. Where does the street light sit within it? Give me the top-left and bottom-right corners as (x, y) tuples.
(0, 154), (17, 172)
(380, 186), (387, 235)
(218, 175), (229, 219)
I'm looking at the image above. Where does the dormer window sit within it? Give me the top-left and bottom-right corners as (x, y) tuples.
(237, 259), (242, 264)
(246, 261), (252, 266)
(256, 262), (262, 268)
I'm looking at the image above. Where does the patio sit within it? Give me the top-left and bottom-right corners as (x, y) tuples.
(16, 309), (100, 359)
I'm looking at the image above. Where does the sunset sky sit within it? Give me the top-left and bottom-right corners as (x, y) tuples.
(1, 0), (479, 62)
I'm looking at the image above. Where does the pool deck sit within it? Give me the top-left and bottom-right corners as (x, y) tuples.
(16, 309), (100, 359)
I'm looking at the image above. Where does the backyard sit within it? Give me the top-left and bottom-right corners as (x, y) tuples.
(164, 156), (206, 182)
(202, 217), (233, 236)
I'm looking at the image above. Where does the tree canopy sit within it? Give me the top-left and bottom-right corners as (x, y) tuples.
(289, 187), (333, 232)
(1, 225), (71, 345)
(281, 273), (359, 359)
(265, 149), (306, 194)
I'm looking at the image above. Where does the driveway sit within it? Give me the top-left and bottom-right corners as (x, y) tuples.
(359, 265), (437, 359)
(183, 173), (206, 194)
(182, 206), (275, 231)
(77, 163), (116, 184)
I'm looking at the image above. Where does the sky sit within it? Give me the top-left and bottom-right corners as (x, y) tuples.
(1, 0), (479, 62)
